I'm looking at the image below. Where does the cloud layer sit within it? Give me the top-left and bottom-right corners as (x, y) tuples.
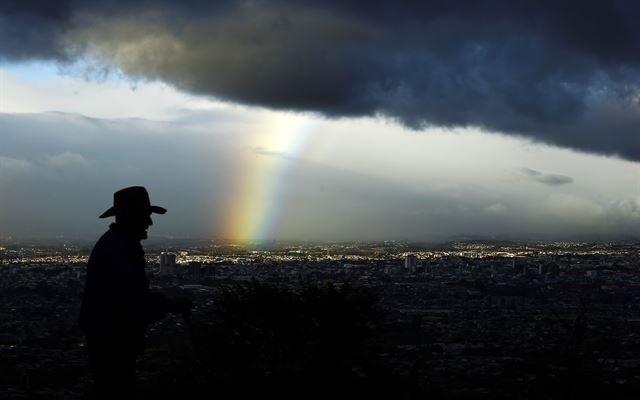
(519, 167), (573, 185)
(1, 111), (640, 242)
(2, 1), (640, 158)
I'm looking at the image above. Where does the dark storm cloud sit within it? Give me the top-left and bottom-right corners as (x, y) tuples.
(519, 167), (573, 185)
(2, 1), (640, 158)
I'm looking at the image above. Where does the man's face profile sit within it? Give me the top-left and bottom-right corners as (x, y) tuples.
(117, 212), (153, 240)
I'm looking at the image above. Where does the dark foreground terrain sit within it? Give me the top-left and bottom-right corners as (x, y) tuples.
(3, 243), (640, 399)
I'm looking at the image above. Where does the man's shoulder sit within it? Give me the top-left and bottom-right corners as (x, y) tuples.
(94, 227), (124, 250)
(89, 226), (131, 261)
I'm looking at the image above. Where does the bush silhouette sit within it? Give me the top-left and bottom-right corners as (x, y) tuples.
(196, 282), (385, 398)
(142, 282), (406, 399)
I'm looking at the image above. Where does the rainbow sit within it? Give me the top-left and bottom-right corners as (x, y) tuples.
(217, 112), (320, 242)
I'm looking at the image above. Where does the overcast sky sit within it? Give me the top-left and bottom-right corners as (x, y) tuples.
(1, 1), (640, 242)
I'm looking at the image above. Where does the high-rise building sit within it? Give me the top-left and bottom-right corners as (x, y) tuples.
(189, 261), (202, 281)
(404, 254), (417, 273)
(538, 263), (548, 275)
(159, 252), (176, 276)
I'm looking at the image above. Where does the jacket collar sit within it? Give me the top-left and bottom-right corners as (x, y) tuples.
(109, 223), (143, 243)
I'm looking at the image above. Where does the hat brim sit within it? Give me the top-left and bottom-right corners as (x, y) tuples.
(99, 205), (167, 218)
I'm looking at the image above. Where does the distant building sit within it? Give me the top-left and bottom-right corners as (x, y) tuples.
(539, 262), (559, 275)
(512, 259), (525, 274)
(485, 286), (527, 308)
(538, 263), (548, 275)
(189, 261), (202, 280)
(159, 252), (176, 276)
(404, 254), (417, 273)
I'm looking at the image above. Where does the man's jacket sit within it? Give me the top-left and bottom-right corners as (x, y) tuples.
(79, 223), (169, 353)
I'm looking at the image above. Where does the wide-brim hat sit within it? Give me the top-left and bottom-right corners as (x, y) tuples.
(99, 186), (167, 218)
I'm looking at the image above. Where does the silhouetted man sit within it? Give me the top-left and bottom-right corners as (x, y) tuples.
(79, 186), (191, 399)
